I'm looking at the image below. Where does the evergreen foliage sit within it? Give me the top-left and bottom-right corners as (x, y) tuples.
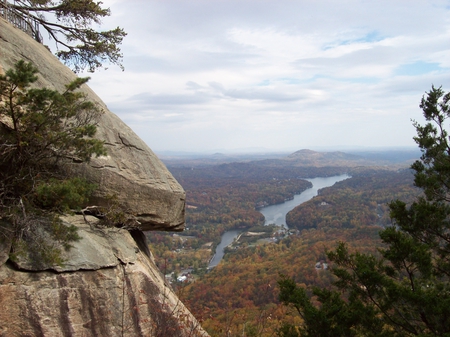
(35, 177), (97, 212)
(4, 0), (126, 72)
(0, 60), (106, 267)
(278, 86), (450, 337)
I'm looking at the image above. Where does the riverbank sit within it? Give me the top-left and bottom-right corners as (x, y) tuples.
(207, 174), (350, 268)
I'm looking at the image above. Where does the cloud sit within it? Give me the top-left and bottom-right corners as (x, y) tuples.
(85, 0), (450, 152)
(128, 91), (211, 107)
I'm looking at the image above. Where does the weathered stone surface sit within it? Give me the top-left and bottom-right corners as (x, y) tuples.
(12, 215), (140, 272)
(0, 19), (208, 337)
(0, 18), (185, 231)
(0, 217), (208, 336)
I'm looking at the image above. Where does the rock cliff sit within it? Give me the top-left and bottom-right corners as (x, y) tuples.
(0, 215), (207, 337)
(0, 17), (208, 337)
(0, 17), (185, 232)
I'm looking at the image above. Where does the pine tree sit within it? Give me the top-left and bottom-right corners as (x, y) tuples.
(0, 60), (106, 267)
(1, 0), (126, 72)
(278, 86), (450, 337)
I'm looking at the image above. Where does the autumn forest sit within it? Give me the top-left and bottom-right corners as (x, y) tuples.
(146, 149), (421, 336)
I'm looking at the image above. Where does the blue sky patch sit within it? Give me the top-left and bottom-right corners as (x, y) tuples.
(323, 30), (384, 50)
(395, 61), (442, 76)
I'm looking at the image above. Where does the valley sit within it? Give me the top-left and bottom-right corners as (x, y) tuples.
(146, 149), (421, 336)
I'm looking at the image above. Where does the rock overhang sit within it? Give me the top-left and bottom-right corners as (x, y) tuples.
(0, 18), (186, 231)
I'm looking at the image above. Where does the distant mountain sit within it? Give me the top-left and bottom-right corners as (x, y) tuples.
(160, 148), (420, 168)
(285, 149), (364, 166)
(160, 152), (290, 167)
(283, 149), (417, 167)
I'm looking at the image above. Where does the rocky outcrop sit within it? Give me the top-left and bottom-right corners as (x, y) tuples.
(0, 215), (207, 337)
(0, 17), (185, 231)
(0, 18), (208, 337)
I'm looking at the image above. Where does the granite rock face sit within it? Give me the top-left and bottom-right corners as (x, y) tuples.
(0, 18), (207, 337)
(0, 17), (185, 231)
(0, 216), (207, 337)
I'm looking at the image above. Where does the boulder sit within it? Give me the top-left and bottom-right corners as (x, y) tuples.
(0, 17), (185, 231)
(12, 215), (140, 272)
(0, 215), (208, 337)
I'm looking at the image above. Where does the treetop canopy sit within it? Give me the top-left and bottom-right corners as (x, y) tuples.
(1, 0), (126, 73)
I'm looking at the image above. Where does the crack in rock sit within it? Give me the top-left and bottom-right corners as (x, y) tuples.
(90, 164), (116, 169)
(118, 133), (144, 151)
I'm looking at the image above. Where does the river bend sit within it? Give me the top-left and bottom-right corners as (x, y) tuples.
(208, 174), (350, 268)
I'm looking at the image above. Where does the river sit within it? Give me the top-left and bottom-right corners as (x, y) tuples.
(259, 174), (350, 228)
(207, 174), (350, 269)
(208, 229), (243, 268)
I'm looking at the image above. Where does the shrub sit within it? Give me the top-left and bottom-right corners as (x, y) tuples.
(0, 60), (106, 266)
(35, 177), (97, 212)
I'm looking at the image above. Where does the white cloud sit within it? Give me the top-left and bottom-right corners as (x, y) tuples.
(85, 0), (450, 153)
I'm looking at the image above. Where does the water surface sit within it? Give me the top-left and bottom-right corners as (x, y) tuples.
(208, 229), (242, 268)
(259, 174), (350, 228)
(208, 174), (350, 268)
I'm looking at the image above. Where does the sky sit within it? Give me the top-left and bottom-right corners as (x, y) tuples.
(82, 0), (450, 154)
